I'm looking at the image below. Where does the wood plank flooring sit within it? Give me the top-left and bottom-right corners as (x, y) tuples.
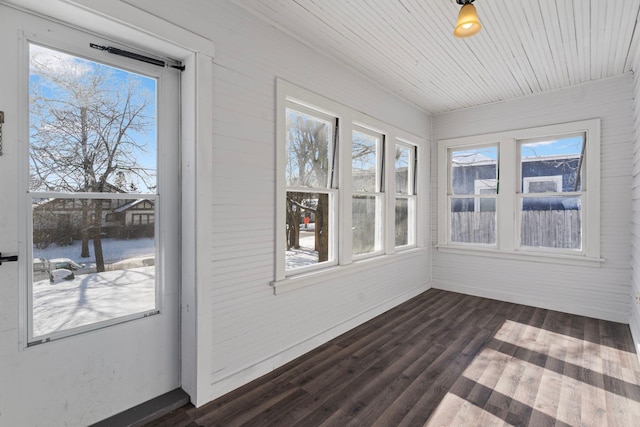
(147, 289), (640, 426)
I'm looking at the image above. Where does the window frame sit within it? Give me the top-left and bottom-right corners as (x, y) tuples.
(351, 125), (385, 259)
(394, 140), (418, 249)
(447, 142), (499, 246)
(21, 36), (178, 344)
(275, 80), (424, 292)
(437, 119), (601, 265)
(284, 103), (339, 275)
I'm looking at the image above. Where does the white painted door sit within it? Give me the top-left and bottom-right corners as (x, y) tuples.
(0, 5), (181, 426)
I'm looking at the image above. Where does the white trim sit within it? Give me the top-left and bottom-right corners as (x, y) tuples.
(181, 51), (215, 406)
(273, 247), (428, 294)
(436, 245), (604, 266)
(432, 279), (623, 323)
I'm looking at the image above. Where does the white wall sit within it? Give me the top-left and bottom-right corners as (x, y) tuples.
(630, 57), (640, 358)
(432, 75), (634, 323)
(0, 0), (430, 423)
(124, 0), (431, 404)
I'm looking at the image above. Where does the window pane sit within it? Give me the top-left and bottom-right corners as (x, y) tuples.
(352, 131), (378, 193)
(32, 197), (156, 337)
(520, 135), (584, 193)
(286, 191), (332, 270)
(395, 145), (410, 194)
(29, 44), (157, 194)
(395, 197), (409, 246)
(450, 197), (496, 244)
(451, 146), (497, 195)
(352, 195), (381, 255)
(286, 109), (332, 188)
(520, 196), (581, 249)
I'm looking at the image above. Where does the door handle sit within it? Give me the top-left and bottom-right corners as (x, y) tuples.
(0, 253), (18, 265)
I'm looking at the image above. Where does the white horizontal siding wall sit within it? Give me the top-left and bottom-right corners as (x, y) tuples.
(127, 0), (431, 404)
(432, 75), (633, 323)
(630, 53), (640, 359)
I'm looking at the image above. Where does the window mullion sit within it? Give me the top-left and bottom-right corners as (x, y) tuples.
(384, 134), (394, 254)
(341, 119), (353, 265)
(438, 143), (450, 245)
(498, 138), (516, 251)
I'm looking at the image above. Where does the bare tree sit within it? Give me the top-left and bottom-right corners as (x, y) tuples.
(286, 113), (378, 262)
(285, 112), (331, 261)
(29, 47), (154, 272)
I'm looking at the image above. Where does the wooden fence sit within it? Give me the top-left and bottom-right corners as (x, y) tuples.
(451, 210), (581, 249)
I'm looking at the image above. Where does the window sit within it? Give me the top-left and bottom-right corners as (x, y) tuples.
(449, 145), (498, 245)
(276, 80), (422, 287)
(395, 142), (417, 248)
(519, 136), (584, 250)
(352, 127), (383, 257)
(438, 119), (600, 263)
(284, 105), (337, 273)
(27, 42), (165, 341)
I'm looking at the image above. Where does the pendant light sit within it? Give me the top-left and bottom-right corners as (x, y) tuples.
(454, 0), (482, 38)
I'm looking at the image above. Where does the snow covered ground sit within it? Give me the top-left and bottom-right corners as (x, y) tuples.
(31, 237), (156, 337)
(33, 237), (155, 265)
(33, 267), (155, 336)
(286, 230), (319, 270)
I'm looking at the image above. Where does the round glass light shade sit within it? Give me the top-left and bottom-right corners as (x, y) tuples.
(454, 3), (482, 38)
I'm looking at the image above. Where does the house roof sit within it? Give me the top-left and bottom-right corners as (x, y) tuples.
(453, 152), (580, 167)
(231, 0), (640, 114)
(113, 199), (154, 213)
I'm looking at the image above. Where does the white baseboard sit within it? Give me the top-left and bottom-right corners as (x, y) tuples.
(431, 281), (628, 323)
(630, 308), (640, 364)
(200, 283), (431, 406)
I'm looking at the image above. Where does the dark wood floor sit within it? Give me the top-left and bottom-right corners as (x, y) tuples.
(147, 289), (640, 426)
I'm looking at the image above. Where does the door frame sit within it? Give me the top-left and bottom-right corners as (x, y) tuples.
(2, 0), (215, 411)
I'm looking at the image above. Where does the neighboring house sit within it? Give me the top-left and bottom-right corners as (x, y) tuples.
(33, 193), (155, 245)
(451, 153), (581, 212)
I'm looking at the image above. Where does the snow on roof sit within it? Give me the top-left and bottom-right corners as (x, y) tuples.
(113, 198), (154, 213)
(452, 153), (493, 165)
(32, 198), (55, 208)
(453, 152), (581, 167)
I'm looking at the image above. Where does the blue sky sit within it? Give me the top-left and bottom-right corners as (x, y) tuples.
(29, 43), (158, 193)
(520, 135), (583, 158)
(453, 135), (583, 161)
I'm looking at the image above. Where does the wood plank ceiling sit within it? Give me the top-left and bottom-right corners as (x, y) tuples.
(231, 0), (640, 114)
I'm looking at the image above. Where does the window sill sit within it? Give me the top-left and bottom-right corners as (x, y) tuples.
(272, 247), (428, 295)
(435, 245), (604, 267)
